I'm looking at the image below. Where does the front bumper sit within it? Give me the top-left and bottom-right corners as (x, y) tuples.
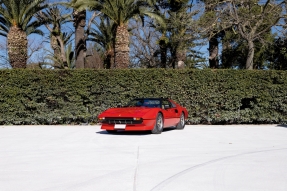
(101, 119), (155, 131)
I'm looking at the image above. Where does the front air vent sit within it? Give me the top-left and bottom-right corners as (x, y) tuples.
(103, 117), (143, 124)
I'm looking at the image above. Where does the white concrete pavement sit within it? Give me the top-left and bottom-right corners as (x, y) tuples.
(0, 125), (287, 191)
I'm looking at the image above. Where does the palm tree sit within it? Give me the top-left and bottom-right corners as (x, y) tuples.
(0, 0), (48, 68)
(73, 0), (164, 68)
(36, 6), (73, 69)
(88, 17), (116, 69)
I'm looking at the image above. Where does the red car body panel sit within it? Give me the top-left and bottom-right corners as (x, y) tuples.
(98, 98), (188, 131)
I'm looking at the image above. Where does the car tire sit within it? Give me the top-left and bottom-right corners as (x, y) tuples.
(106, 130), (117, 134)
(151, 113), (163, 134)
(176, 112), (185, 130)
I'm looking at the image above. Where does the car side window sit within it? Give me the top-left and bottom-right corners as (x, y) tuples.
(162, 100), (168, 109)
(169, 101), (176, 108)
(162, 99), (175, 109)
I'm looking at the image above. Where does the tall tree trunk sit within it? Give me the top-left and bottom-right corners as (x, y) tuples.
(7, 26), (28, 68)
(58, 36), (68, 69)
(205, 2), (220, 69)
(50, 24), (68, 69)
(221, 39), (229, 68)
(246, 40), (254, 70)
(50, 35), (62, 68)
(104, 48), (114, 69)
(160, 46), (167, 68)
(85, 48), (103, 69)
(73, 10), (86, 68)
(171, 42), (186, 69)
(209, 36), (219, 69)
(171, 49), (176, 69)
(176, 49), (186, 69)
(115, 24), (130, 68)
(159, 38), (167, 68)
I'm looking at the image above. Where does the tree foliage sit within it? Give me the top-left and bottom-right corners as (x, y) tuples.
(71, 0), (165, 68)
(36, 6), (73, 69)
(88, 17), (116, 69)
(0, 0), (286, 69)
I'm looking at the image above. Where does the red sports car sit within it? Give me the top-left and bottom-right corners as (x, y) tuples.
(98, 98), (188, 134)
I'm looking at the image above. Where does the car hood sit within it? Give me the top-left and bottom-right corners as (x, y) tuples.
(100, 107), (157, 118)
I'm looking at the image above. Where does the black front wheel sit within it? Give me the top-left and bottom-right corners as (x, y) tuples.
(151, 113), (164, 134)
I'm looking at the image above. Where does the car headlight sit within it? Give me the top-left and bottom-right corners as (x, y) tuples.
(98, 117), (105, 122)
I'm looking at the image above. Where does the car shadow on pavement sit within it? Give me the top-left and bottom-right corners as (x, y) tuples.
(96, 127), (177, 136)
(276, 124), (287, 128)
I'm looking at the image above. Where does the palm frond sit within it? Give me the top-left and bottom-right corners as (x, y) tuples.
(0, 0), (48, 35)
(25, 20), (45, 33)
(45, 43), (75, 69)
(88, 17), (115, 51)
(142, 12), (166, 28)
(73, 0), (102, 12)
(62, 32), (74, 45)
(0, 17), (9, 34)
(0, 6), (13, 27)
(22, 1), (48, 29)
(65, 43), (75, 68)
(0, 31), (7, 37)
(26, 28), (44, 36)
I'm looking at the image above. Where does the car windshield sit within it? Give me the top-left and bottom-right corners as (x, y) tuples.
(126, 99), (161, 108)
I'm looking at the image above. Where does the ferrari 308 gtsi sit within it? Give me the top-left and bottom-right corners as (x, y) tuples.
(98, 98), (188, 134)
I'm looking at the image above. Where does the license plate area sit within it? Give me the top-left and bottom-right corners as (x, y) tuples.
(114, 124), (126, 129)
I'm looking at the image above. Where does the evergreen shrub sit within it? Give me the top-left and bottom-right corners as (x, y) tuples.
(0, 69), (286, 125)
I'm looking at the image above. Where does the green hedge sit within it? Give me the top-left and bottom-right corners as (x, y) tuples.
(0, 69), (287, 125)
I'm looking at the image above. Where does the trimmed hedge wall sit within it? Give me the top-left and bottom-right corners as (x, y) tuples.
(0, 69), (287, 125)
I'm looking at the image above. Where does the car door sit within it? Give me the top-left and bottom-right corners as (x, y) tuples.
(167, 100), (181, 126)
(162, 99), (179, 127)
